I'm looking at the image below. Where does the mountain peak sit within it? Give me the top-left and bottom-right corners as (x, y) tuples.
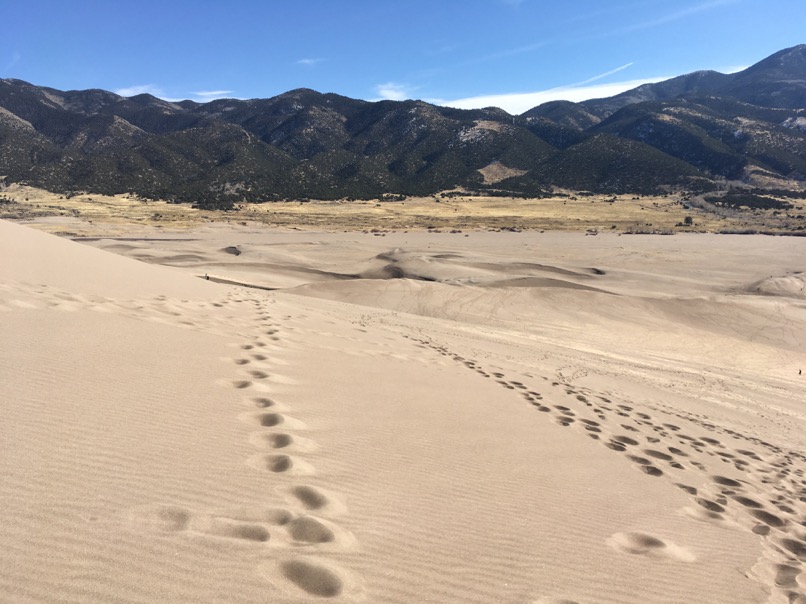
(735, 44), (806, 81)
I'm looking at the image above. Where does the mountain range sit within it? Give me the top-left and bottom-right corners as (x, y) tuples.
(1, 45), (805, 208)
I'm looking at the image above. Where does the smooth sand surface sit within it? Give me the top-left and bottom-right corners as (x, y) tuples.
(2, 219), (805, 603)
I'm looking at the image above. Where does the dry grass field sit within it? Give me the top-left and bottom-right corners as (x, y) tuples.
(2, 183), (801, 236)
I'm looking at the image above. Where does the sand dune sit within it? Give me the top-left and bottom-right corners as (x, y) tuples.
(749, 273), (806, 299)
(2, 219), (805, 603)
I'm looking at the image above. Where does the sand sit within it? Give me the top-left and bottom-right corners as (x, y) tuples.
(1, 218), (805, 603)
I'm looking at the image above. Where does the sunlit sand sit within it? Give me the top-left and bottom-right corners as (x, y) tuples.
(1, 217), (804, 603)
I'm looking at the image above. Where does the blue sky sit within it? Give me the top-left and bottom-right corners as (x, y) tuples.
(3, 0), (804, 114)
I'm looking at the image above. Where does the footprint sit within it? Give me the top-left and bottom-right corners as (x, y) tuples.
(695, 498), (726, 513)
(676, 483), (697, 495)
(774, 563), (801, 588)
(712, 475), (743, 488)
(196, 517), (271, 542)
(250, 432), (318, 453)
(129, 504), (192, 532)
(287, 516), (336, 544)
(608, 532), (664, 554)
(264, 433), (294, 448)
(257, 413), (284, 427)
(246, 412), (306, 430)
(291, 486), (330, 511)
(274, 558), (344, 597)
(263, 455), (294, 472)
(683, 506), (725, 523)
(750, 510), (786, 528)
(779, 538), (806, 561)
(286, 485), (346, 516)
(218, 507), (293, 526)
(732, 495), (762, 508)
(644, 450), (674, 462)
(607, 532), (695, 562)
(250, 454), (315, 475)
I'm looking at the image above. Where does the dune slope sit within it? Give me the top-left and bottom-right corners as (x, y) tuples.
(2, 220), (804, 603)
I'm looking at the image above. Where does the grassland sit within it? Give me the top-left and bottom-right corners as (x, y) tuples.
(1, 183), (802, 236)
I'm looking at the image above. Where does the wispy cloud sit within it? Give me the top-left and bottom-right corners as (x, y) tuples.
(297, 58), (323, 66)
(473, 40), (551, 63)
(114, 85), (235, 103)
(192, 90), (233, 100)
(573, 62), (635, 86)
(605, 0), (740, 36)
(372, 81), (413, 101)
(438, 75), (668, 115)
(470, 0), (737, 66)
(114, 84), (167, 98)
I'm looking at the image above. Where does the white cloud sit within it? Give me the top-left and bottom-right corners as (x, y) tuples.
(192, 90), (233, 100)
(574, 62), (635, 86)
(114, 84), (167, 97)
(373, 82), (412, 101)
(297, 58), (323, 66)
(113, 85), (236, 103)
(438, 76), (668, 115)
(721, 64), (749, 74)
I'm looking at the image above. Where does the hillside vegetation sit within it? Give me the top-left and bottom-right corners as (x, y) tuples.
(1, 45), (804, 209)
